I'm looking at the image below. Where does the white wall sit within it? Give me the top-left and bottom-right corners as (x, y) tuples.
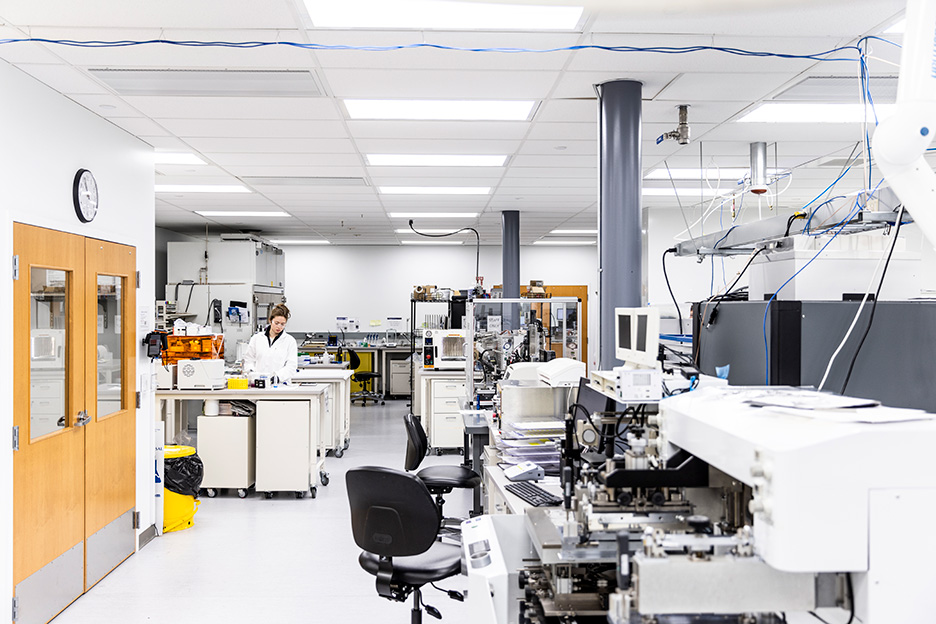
(0, 59), (154, 595)
(283, 244), (600, 367)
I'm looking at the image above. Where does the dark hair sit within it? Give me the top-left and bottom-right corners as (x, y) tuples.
(269, 303), (290, 323)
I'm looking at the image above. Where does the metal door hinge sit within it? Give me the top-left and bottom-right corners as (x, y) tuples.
(12, 255), (19, 281)
(12, 596), (19, 622)
(12, 426), (19, 451)
(136, 392), (141, 409)
(132, 510), (141, 530)
(136, 271), (141, 288)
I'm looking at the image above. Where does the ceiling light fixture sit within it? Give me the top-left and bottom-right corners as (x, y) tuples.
(388, 212), (479, 218)
(379, 186), (490, 195)
(156, 184), (250, 193)
(401, 240), (464, 245)
(367, 154), (507, 167)
(303, 0), (583, 30)
(532, 240), (596, 246)
(345, 99), (535, 121)
(643, 167), (785, 180)
(154, 153), (206, 166)
(268, 239), (331, 245)
(737, 103), (894, 123)
(642, 188), (721, 198)
(194, 210), (291, 217)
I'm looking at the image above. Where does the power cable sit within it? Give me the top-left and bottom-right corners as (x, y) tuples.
(840, 205), (906, 394)
(662, 248), (683, 334)
(409, 220), (480, 292)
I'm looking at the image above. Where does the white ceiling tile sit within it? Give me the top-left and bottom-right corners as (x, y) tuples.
(655, 73), (801, 103)
(184, 137), (356, 153)
(65, 93), (146, 117)
(124, 96), (341, 120)
(526, 122), (595, 141)
(206, 153), (362, 167)
(323, 68), (560, 99)
(224, 165), (367, 177)
(368, 175), (502, 186)
(536, 99), (596, 123)
(510, 154), (596, 168)
(108, 117), (172, 136)
(0, 2), (298, 29)
(14, 62), (110, 94)
(519, 140), (596, 156)
(155, 164), (229, 177)
(159, 118), (349, 139)
(552, 71), (677, 99)
(504, 167), (595, 179)
(138, 136), (193, 150)
(0, 29), (63, 64)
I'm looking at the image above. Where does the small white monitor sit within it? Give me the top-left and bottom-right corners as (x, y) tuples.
(614, 307), (661, 369)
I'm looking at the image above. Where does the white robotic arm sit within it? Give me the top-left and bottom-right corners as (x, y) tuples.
(873, 0), (936, 244)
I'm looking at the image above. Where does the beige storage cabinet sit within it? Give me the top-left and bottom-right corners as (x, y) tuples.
(197, 414), (256, 498)
(429, 378), (466, 451)
(255, 400), (313, 498)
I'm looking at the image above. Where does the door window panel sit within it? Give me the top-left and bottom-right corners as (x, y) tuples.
(30, 268), (68, 439)
(97, 275), (123, 418)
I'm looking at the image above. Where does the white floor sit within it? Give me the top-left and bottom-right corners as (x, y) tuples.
(53, 401), (474, 624)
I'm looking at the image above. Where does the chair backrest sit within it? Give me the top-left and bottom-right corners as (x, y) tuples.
(346, 466), (440, 558)
(403, 413), (428, 472)
(348, 349), (362, 370)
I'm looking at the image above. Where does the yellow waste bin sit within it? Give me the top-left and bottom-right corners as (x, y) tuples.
(163, 445), (201, 533)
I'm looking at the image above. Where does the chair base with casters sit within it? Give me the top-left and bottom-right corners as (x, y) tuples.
(347, 349), (385, 406)
(404, 414), (481, 533)
(347, 466), (464, 623)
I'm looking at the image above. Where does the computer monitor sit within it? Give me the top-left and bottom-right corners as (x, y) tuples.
(614, 307), (661, 369)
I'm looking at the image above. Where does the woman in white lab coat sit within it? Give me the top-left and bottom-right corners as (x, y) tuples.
(243, 303), (299, 385)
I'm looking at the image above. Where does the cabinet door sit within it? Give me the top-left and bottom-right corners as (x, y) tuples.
(255, 400), (310, 492)
(14, 224), (86, 624)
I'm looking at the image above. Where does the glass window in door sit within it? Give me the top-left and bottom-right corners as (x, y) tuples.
(30, 268), (68, 439)
(97, 275), (123, 418)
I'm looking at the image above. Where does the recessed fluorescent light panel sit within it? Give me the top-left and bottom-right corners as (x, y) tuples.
(642, 188), (720, 198)
(156, 185), (250, 193)
(644, 168), (783, 180)
(88, 69), (323, 97)
(550, 229), (597, 235)
(388, 212), (479, 218)
(533, 240), (596, 246)
(345, 99), (535, 121)
(154, 153), (205, 165)
(737, 103), (894, 123)
(304, 0), (583, 30)
(885, 19), (905, 34)
(268, 239), (330, 245)
(194, 211), (291, 218)
(395, 228), (469, 234)
(367, 154), (507, 167)
(401, 240), (464, 245)
(241, 176), (368, 187)
(379, 187), (490, 195)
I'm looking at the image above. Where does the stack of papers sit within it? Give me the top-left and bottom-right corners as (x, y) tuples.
(496, 419), (564, 470)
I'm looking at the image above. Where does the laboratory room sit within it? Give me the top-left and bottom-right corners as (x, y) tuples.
(5, 0), (936, 622)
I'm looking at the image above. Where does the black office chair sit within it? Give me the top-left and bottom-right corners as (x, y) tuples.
(348, 349), (384, 406)
(404, 413), (480, 529)
(346, 466), (463, 623)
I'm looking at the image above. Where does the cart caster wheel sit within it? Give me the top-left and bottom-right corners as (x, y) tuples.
(310, 486), (318, 498)
(320, 472), (330, 486)
(381, 401), (385, 405)
(334, 447), (344, 459)
(436, 448), (443, 456)
(344, 439), (350, 449)
(206, 488), (217, 498)
(264, 492), (273, 500)
(237, 489), (248, 499)
(458, 448), (464, 456)
(296, 491), (305, 499)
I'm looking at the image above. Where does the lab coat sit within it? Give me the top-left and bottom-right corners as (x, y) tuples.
(243, 328), (298, 383)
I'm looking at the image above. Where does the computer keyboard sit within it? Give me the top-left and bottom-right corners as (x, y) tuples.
(504, 481), (563, 507)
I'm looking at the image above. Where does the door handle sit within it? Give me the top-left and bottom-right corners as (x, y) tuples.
(75, 410), (90, 427)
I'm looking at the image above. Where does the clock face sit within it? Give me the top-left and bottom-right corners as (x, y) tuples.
(73, 169), (98, 223)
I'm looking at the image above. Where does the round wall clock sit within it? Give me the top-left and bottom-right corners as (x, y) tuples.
(73, 168), (98, 223)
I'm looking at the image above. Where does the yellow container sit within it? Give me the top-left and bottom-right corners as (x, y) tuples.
(163, 445), (200, 533)
(227, 376), (248, 390)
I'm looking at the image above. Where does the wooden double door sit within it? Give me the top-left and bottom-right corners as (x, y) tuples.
(13, 224), (137, 624)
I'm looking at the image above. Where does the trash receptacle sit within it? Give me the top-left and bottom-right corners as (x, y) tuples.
(163, 445), (204, 533)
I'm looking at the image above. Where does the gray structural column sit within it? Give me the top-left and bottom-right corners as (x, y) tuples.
(502, 210), (520, 329)
(598, 80), (643, 369)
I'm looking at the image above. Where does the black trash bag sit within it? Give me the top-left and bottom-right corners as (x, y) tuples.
(164, 453), (204, 498)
